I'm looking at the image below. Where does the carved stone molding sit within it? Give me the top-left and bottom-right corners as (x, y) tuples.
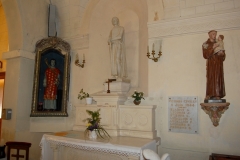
(200, 102), (230, 127)
(148, 11), (240, 39)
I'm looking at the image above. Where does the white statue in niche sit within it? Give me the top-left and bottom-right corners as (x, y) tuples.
(108, 17), (127, 80)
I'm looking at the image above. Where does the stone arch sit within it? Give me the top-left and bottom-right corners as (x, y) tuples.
(1, 0), (23, 51)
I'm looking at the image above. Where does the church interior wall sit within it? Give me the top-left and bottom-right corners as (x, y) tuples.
(161, 0), (240, 20)
(17, 0), (48, 52)
(0, 0), (240, 159)
(147, 30), (240, 159)
(1, 0), (22, 51)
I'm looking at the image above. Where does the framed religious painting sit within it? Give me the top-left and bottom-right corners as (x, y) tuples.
(30, 37), (71, 117)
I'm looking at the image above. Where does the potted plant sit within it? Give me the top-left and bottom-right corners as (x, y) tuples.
(131, 90), (145, 105)
(83, 109), (110, 139)
(78, 89), (92, 104)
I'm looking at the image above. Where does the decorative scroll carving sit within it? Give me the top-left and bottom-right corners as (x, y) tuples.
(35, 37), (70, 53)
(200, 103), (230, 127)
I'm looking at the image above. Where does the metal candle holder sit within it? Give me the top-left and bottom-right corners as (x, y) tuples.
(75, 53), (85, 68)
(147, 43), (162, 62)
(147, 50), (162, 62)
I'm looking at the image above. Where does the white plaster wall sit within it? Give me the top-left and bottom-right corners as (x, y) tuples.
(17, 0), (48, 51)
(148, 30), (240, 159)
(159, 0), (240, 19)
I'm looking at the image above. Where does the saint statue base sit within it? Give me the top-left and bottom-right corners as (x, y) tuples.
(200, 102), (230, 127)
(103, 79), (131, 94)
(204, 99), (226, 103)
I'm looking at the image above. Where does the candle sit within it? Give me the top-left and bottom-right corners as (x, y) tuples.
(160, 42), (162, 51)
(152, 43), (155, 51)
(83, 54), (85, 60)
(147, 46), (149, 53)
(76, 53), (79, 60)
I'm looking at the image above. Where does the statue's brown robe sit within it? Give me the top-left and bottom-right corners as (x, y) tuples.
(202, 39), (226, 99)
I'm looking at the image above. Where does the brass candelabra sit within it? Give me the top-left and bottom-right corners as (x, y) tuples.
(75, 53), (85, 68)
(147, 50), (162, 62)
(147, 43), (162, 62)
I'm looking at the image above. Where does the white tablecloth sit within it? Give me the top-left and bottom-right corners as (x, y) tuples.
(40, 131), (158, 160)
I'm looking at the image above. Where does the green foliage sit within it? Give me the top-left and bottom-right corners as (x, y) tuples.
(78, 89), (89, 100)
(83, 109), (111, 139)
(131, 90), (145, 101)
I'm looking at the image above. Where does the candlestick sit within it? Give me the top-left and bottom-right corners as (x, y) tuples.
(76, 53), (79, 60)
(147, 42), (162, 62)
(75, 53), (85, 68)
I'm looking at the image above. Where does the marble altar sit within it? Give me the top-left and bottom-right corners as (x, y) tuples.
(40, 131), (160, 160)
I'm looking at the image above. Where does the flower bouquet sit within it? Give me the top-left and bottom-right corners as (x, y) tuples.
(78, 89), (89, 100)
(83, 109), (110, 139)
(131, 90), (145, 105)
(78, 89), (93, 104)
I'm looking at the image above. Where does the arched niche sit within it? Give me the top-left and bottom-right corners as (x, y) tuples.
(80, 0), (148, 93)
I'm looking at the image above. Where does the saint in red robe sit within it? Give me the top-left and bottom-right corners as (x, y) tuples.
(44, 68), (60, 100)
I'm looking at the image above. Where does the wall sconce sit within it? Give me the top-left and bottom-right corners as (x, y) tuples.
(75, 53), (85, 68)
(147, 43), (162, 62)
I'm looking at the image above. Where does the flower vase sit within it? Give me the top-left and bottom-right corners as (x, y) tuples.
(133, 100), (141, 105)
(86, 97), (93, 104)
(89, 130), (97, 139)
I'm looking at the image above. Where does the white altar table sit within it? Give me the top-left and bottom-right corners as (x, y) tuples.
(40, 130), (159, 160)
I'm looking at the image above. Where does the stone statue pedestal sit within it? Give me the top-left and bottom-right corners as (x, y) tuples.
(200, 102), (230, 127)
(103, 79), (131, 94)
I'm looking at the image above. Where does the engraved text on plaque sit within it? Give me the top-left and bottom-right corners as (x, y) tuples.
(168, 96), (198, 134)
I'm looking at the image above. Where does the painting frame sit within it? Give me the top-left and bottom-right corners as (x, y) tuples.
(30, 37), (70, 117)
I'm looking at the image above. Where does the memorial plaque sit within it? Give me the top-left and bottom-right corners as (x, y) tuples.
(168, 96), (198, 134)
